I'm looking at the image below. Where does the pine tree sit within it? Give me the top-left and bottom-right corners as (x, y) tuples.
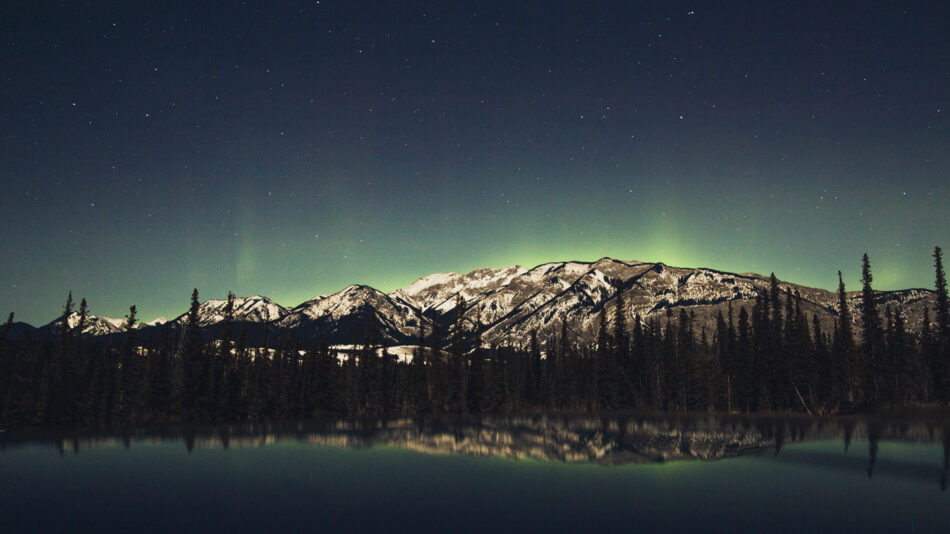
(527, 329), (542, 407)
(612, 282), (633, 406)
(833, 271), (857, 409)
(812, 313), (831, 411)
(54, 298), (86, 421)
(630, 313), (645, 407)
(934, 246), (949, 402)
(217, 292), (237, 419)
(0, 312), (14, 407)
(594, 304), (610, 410)
(860, 253), (884, 406)
(467, 312), (486, 413)
(751, 293), (771, 411)
(75, 298), (88, 336)
(885, 305), (909, 405)
(660, 310), (676, 410)
(538, 330), (554, 409)
(411, 321), (428, 413)
(485, 344), (506, 413)
(558, 316), (573, 409)
(448, 294), (468, 413)
(426, 321), (445, 412)
(61, 292), (74, 339)
(113, 305), (138, 422)
(0, 312), (12, 344)
(356, 315), (382, 415)
(768, 274), (788, 410)
(180, 288), (205, 421)
(736, 306), (753, 412)
(783, 290), (813, 412)
(715, 310), (732, 412)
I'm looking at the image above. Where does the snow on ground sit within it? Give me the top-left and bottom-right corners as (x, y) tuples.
(328, 344), (421, 364)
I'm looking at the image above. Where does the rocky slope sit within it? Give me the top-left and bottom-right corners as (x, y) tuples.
(24, 257), (939, 348)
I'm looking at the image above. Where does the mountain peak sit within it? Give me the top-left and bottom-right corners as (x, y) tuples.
(46, 311), (128, 336)
(173, 295), (288, 327)
(18, 258), (940, 349)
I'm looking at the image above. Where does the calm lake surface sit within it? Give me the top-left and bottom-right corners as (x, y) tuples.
(2, 414), (949, 533)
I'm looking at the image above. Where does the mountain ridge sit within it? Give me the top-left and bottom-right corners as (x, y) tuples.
(11, 257), (940, 348)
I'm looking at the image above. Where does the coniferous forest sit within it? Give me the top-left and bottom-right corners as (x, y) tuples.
(1, 248), (949, 429)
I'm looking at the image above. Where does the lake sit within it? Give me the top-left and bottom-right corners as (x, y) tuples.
(1, 414), (949, 533)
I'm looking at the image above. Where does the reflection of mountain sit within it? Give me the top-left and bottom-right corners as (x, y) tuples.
(298, 417), (775, 464)
(7, 414), (950, 470)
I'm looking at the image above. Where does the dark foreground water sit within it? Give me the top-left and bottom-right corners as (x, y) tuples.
(2, 414), (949, 533)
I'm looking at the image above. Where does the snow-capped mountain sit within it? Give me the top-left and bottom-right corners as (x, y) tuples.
(142, 317), (168, 327)
(171, 296), (288, 327)
(279, 285), (428, 344)
(390, 265), (527, 314)
(45, 311), (130, 337)
(23, 258), (940, 348)
(387, 258), (938, 349)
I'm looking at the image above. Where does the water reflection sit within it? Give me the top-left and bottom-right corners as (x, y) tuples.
(3, 412), (950, 490)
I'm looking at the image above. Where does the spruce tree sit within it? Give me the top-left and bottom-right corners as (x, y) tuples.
(768, 274), (788, 410)
(467, 313), (486, 413)
(921, 306), (935, 401)
(631, 313), (645, 406)
(736, 306), (752, 412)
(751, 293), (771, 411)
(448, 294), (468, 413)
(594, 304), (610, 410)
(61, 298), (89, 424)
(411, 321), (428, 412)
(528, 329), (542, 407)
(676, 308), (694, 411)
(0, 312), (13, 406)
(812, 313), (831, 410)
(76, 298), (88, 335)
(357, 315), (381, 415)
(61, 292), (74, 338)
(660, 310), (676, 410)
(613, 282), (628, 365)
(886, 305), (908, 404)
(426, 321), (444, 412)
(647, 316), (664, 409)
(558, 316), (573, 408)
(934, 246), (949, 402)
(860, 253), (884, 406)
(833, 271), (857, 408)
(0, 312), (12, 344)
(217, 292), (236, 418)
(113, 305), (138, 422)
(715, 310), (732, 412)
(612, 282), (632, 406)
(180, 288), (205, 421)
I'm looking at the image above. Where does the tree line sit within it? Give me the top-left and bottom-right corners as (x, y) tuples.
(1, 248), (948, 428)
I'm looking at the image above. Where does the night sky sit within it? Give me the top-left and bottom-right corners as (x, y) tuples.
(2, 1), (949, 324)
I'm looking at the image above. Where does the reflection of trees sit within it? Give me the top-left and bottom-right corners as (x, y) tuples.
(867, 424), (880, 478)
(5, 413), (950, 483)
(942, 426), (949, 492)
(843, 419), (855, 452)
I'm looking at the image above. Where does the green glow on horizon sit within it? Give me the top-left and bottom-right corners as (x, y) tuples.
(3, 149), (948, 324)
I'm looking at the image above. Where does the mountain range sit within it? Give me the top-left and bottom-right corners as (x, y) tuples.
(7, 258), (939, 349)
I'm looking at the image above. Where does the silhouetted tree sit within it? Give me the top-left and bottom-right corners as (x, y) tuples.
(448, 294), (468, 413)
(935, 246), (949, 402)
(180, 288), (206, 421)
(860, 253), (885, 406)
(467, 314), (486, 413)
(832, 271), (857, 409)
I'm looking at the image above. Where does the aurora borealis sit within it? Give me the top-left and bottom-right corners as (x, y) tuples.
(2, 1), (949, 324)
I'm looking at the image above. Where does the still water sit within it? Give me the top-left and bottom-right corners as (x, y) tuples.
(1, 414), (949, 533)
